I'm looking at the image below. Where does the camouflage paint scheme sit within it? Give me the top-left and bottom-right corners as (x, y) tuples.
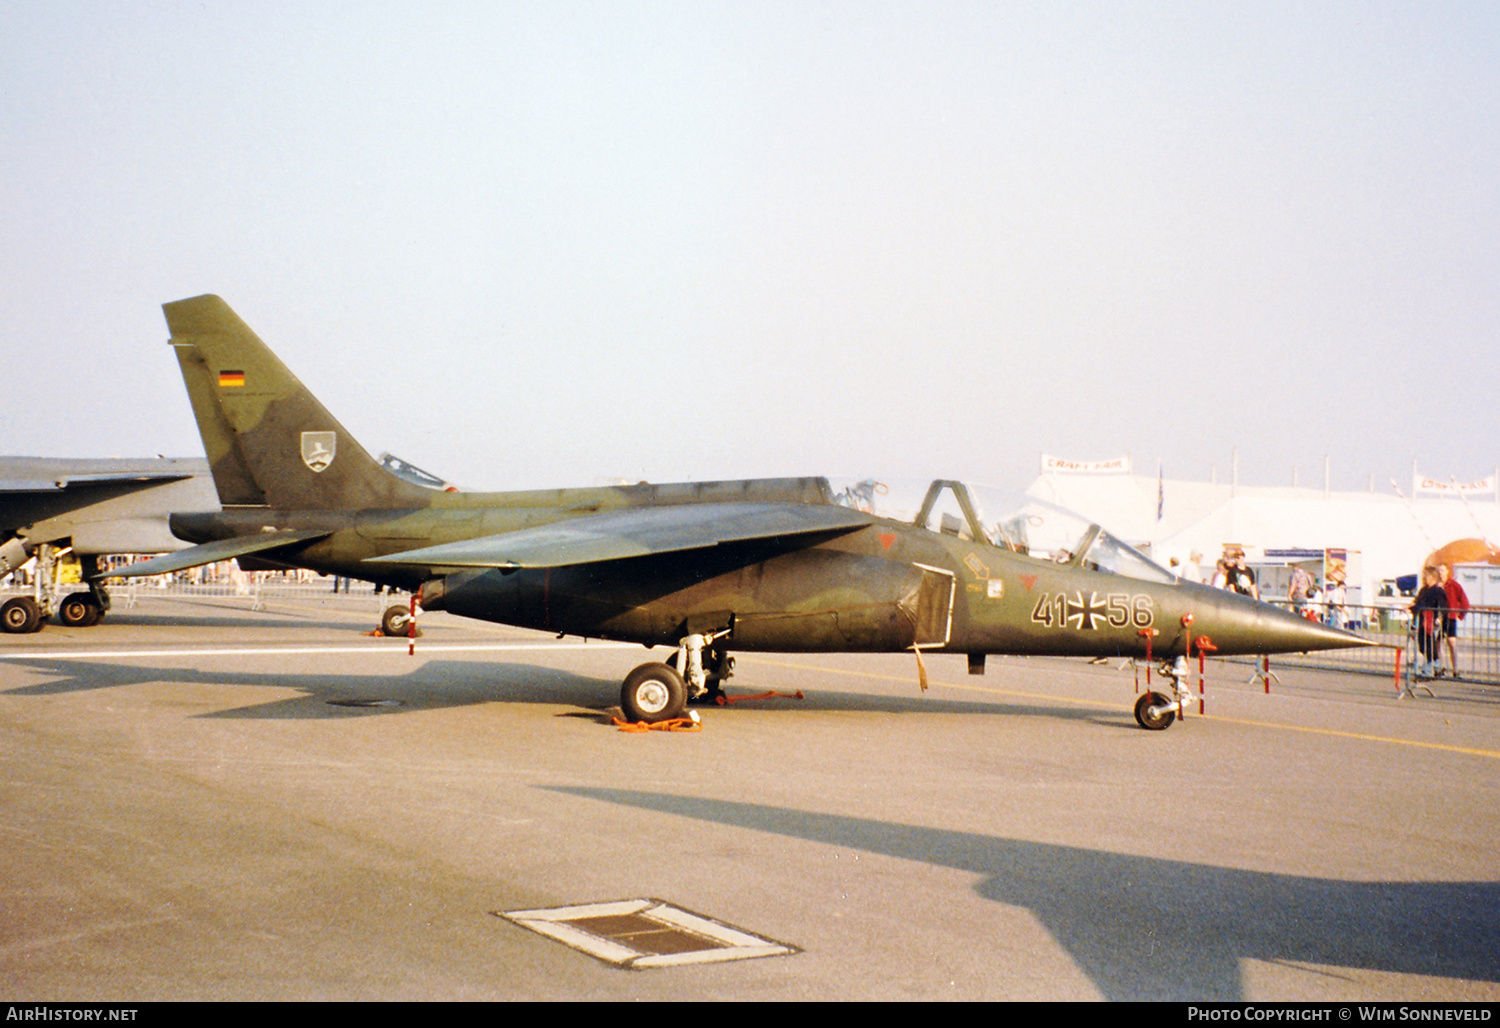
(109, 295), (1367, 726)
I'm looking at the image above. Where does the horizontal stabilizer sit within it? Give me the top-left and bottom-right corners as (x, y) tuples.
(366, 502), (870, 569)
(98, 529), (330, 579)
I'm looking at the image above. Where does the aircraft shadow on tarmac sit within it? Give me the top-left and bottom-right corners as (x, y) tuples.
(0, 658), (610, 718)
(714, 688), (1113, 722)
(552, 787), (1500, 1002)
(0, 655), (1116, 723)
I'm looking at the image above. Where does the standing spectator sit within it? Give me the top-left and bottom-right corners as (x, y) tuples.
(1288, 565), (1312, 613)
(1184, 550), (1204, 585)
(1224, 551), (1258, 599)
(1325, 574), (1347, 629)
(1410, 566), (1447, 678)
(1438, 564), (1470, 679)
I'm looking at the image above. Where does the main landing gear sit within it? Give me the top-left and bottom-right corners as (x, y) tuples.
(2, 582), (110, 630)
(621, 663), (689, 723)
(57, 590), (106, 627)
(1132, 656), (1192, 731)
(620, 631), (734, 723)
(0, 548), (111, 634)
(1, 589), (106, 633)
(1, 595), (43, 634)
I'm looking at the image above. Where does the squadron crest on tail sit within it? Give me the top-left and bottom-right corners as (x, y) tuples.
(300, 431), (336, 473)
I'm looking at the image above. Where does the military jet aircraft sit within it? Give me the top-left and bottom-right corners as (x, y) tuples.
(106, 295), (1369, 729)
(1, 456), (216, 631)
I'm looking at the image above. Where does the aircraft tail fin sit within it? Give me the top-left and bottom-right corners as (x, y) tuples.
(164, 295), (430, 510)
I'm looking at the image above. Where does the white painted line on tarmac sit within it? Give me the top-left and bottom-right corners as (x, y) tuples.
(0, 641), (637, 661)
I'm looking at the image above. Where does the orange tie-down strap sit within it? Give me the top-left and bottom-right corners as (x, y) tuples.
(612, 716), (703, 733)
(716, 690), (805, 705)
(611, 690), (809, 731)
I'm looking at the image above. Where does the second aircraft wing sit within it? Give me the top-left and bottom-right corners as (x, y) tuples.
(365, 501), (871, 570)
(98, 528), (333, 579)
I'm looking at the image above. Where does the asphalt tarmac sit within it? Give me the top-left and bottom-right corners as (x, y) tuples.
(2, 591), (1496, 1001)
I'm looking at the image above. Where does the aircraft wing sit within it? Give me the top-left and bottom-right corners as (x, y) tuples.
(367, 501), (871, 570)
(98, 529), (332, 579)
(0, 472), (197, 531)
(0, 471), (194, 492)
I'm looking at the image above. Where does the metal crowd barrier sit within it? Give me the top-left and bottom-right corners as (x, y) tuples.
(104, 574), (390, 613)
(2, 569), (393, 617)
(1255, 600), (1500, 685)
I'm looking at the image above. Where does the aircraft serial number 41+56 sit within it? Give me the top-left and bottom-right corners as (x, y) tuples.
(108, 296), (1369, 730)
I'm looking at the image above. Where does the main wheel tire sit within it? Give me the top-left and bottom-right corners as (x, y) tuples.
(2, 596), (43, 634)
(621, 662), (688, 723)
(57, 593), (101, 628)
(1133, 690), (1176, 731)
(380, 604), (412, 637)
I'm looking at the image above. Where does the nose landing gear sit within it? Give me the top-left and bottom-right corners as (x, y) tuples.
(1133, 656), (1192, 731)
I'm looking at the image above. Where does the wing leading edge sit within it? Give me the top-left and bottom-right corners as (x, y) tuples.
(98, 529), (332, 579)
(366, 501), (871, 570)
(0, 471), (194, 494)
(0, 472), (197, 529)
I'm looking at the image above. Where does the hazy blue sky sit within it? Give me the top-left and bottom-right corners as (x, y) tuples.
(3, 1), (1496, 493)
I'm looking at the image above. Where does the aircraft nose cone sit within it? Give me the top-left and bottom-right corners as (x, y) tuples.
(1185, 584), (1375, 656)
(1251, 604), (1374, 653)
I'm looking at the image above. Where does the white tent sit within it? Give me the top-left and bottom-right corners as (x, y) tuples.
(1026, 471), (1500, 603)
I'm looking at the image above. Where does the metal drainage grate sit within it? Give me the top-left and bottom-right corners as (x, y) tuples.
(497, 898), (798, 969)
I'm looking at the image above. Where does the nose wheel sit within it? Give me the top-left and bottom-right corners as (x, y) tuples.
(1133, 691), (1176, 730)
(1133, 656), (1191, 730)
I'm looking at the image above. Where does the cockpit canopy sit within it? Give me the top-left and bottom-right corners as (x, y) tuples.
(826, 477), (1177, 585)
(379, 453), (457, 492)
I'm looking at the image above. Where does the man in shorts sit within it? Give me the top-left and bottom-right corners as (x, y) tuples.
(1438, 564), (1470, 678)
